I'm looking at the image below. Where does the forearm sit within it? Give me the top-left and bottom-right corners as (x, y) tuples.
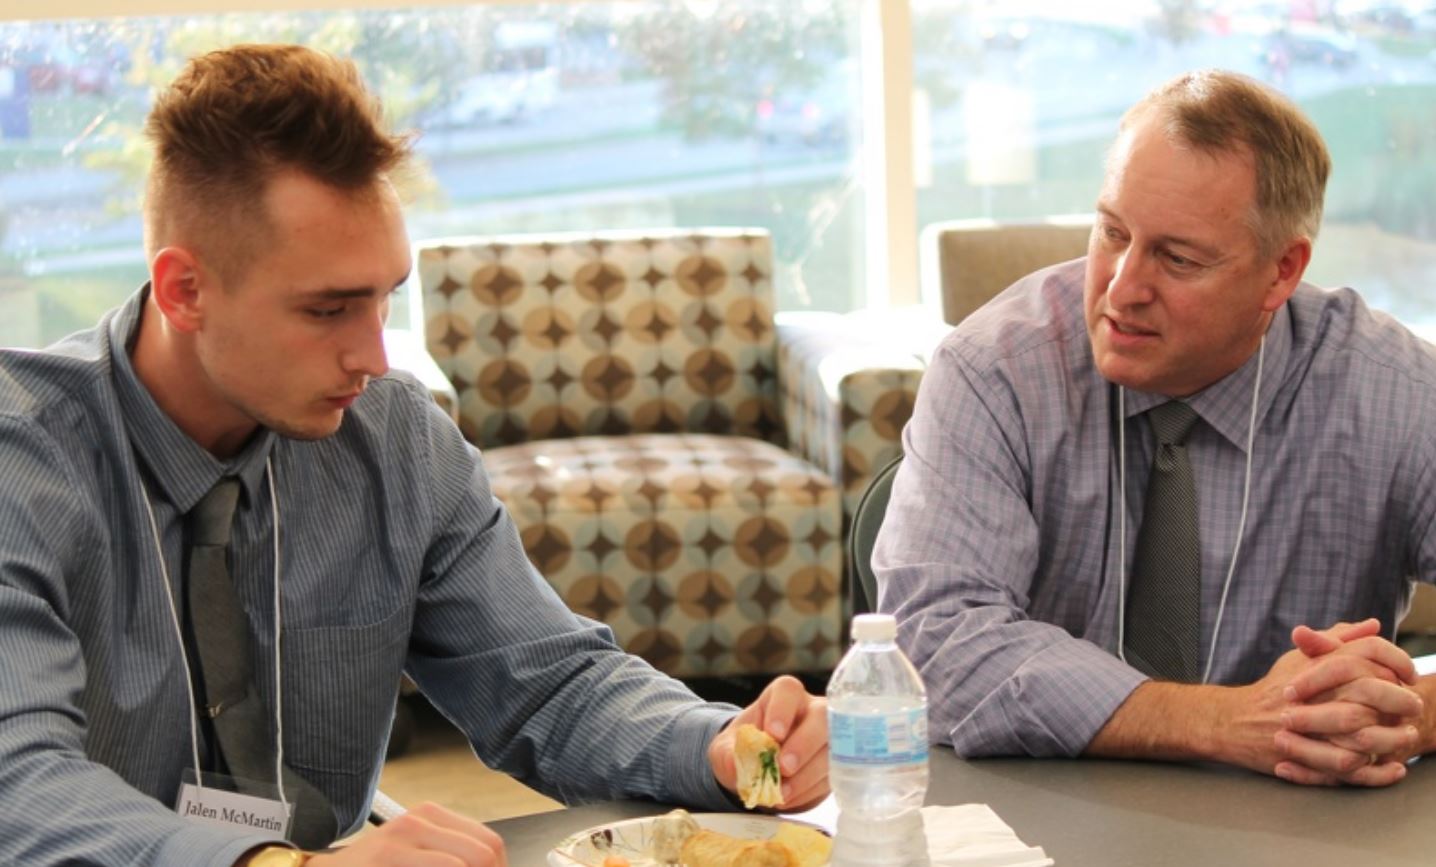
(1087, 658), (1431, 776)
(892, 601), (1148, 757)
(423, 616), (738, 809)
(418, 506), (735, 807)
(418, 414), (743, 809)
(1084, 681), (1263, 768)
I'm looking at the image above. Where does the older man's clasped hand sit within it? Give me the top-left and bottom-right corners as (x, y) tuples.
(1269, 618), (1425, 787)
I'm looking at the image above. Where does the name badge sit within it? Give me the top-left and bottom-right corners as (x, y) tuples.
(176, 771), (293, 837)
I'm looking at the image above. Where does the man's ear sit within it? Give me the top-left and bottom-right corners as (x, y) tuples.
(149, 246), (207, 333)
(1261, 236), (1312, 313)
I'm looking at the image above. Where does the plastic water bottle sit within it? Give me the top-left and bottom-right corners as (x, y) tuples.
(827, 613), (930, 867)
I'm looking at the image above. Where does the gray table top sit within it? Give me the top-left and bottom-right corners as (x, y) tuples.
(491, 749), (1436, 866)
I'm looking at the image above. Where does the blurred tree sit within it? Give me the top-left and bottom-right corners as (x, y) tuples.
(911, 4), (979, 110)
(618, 2), (850, 141)
(1152, 0), (1203, 45)
(83, 10), (446, 217)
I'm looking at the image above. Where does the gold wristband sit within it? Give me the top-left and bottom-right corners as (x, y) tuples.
(246, 846), (311, 867)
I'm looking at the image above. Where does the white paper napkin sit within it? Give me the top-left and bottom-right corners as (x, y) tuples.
(784, 797), (1052, 866)
(921, 804), (1053, 867)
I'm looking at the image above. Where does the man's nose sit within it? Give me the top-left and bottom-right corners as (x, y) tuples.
(1106, 248), (1155, 310)
(342, 309), (389, 379)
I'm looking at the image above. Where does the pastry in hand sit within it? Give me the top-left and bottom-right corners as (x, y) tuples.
(734, 723), (783, 809)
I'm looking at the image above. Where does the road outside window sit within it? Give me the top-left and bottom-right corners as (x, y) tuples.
(0, 2), (864, 349)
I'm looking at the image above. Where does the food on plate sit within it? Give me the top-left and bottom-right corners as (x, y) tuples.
(734, 724), (783, 809)
(678, 829), (797, 867)
(769, 823), (832, 867)
(556, 813), (831, 867)
(648, 809), (701, 864)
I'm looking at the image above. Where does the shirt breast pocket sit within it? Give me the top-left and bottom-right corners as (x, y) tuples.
(281, 602), (412, 777)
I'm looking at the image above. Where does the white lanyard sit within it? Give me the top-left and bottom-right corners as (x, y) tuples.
(139, 457), (287, 812)
(1115, 335), (1264, 685)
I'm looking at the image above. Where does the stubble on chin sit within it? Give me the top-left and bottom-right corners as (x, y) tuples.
(248, 406), (345, 443)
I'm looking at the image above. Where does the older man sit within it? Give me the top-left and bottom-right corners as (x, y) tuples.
(880, 69), (1433, 787)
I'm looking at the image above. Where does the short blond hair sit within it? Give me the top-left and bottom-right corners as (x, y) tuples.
(1120, 69), (1330, 257)
(143, 44), (411, 282)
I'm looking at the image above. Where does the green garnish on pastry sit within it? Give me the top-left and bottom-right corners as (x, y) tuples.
(735, 723), (784, 809)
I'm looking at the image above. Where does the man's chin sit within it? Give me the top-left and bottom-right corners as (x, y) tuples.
(261, 412), (345, 442)
(1093, 352), (1159, 394)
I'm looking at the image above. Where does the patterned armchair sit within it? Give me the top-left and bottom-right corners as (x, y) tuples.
(417, 228), (923, 678)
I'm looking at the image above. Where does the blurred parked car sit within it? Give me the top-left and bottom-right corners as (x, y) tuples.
(1263, 26), (1360, 68)
(69, 64), (110, 95)
(1341, 3), (1416, 33)
(0, 65), (30, 139)
(755, 70), (853, 148)
(425, 21), (559, 128)
(26, 62), (64, 93)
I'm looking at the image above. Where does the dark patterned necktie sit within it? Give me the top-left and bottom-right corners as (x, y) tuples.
(185, 478), (337, 849)
(1124, 401), (1202, 682)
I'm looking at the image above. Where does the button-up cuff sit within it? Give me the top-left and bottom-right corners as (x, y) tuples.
(663, 703), (741, 811)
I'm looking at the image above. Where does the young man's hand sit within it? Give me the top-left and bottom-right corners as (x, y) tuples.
(707, 675), (829, 810)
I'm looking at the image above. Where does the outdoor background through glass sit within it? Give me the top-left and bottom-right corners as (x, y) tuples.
(912, 0), (1436, 332)
(4, 1), (1436, 349)
(0, 2), (864, 347)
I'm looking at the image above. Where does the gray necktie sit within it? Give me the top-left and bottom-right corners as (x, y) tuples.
(1124, 401), (1202, 682)
(186, 478), (337, 849)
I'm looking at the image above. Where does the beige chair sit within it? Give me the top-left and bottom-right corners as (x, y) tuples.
(920, 215), (1093, 326)
(1400, 583), (1436, 638)
(416, 228), (924, 678)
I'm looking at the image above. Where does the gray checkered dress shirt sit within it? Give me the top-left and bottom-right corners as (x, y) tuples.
(0, 288), (735, 865)
(877, 259), (1436, 758)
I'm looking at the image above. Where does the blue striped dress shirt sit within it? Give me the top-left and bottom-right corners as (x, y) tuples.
(0, 289), (736, 865)
(877, 259), (1436, 758)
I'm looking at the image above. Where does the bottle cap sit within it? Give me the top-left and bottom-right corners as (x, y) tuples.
(851, 613), (897, 642)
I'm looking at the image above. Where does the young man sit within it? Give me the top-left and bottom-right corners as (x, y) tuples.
(879, 70), (1433, 787)
(0, 45), (827, 866)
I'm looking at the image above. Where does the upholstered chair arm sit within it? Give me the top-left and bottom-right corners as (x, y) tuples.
(383, 329), (460, 424)
(775, 314), (929, 520)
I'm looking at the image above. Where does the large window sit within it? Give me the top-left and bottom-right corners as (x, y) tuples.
(911, 0), (1436, 329)
(0, 2), (865, 348)
(5, 1), (1436, 349)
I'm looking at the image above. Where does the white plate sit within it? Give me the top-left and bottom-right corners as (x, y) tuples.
(547, 812), (826, 866)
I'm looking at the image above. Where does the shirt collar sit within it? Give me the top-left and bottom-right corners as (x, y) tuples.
(109, 286), (276, 513)
(1120, 304), (1292, 452)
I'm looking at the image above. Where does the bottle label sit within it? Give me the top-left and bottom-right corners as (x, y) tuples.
(828, 707), (928, 766)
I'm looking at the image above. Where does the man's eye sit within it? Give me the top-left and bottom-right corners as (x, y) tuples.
(307, 306), (345, 319)
(1164, 251), (1199, 270)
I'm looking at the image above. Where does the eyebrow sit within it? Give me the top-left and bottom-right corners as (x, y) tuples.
(1095, 205), (1224, 262)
